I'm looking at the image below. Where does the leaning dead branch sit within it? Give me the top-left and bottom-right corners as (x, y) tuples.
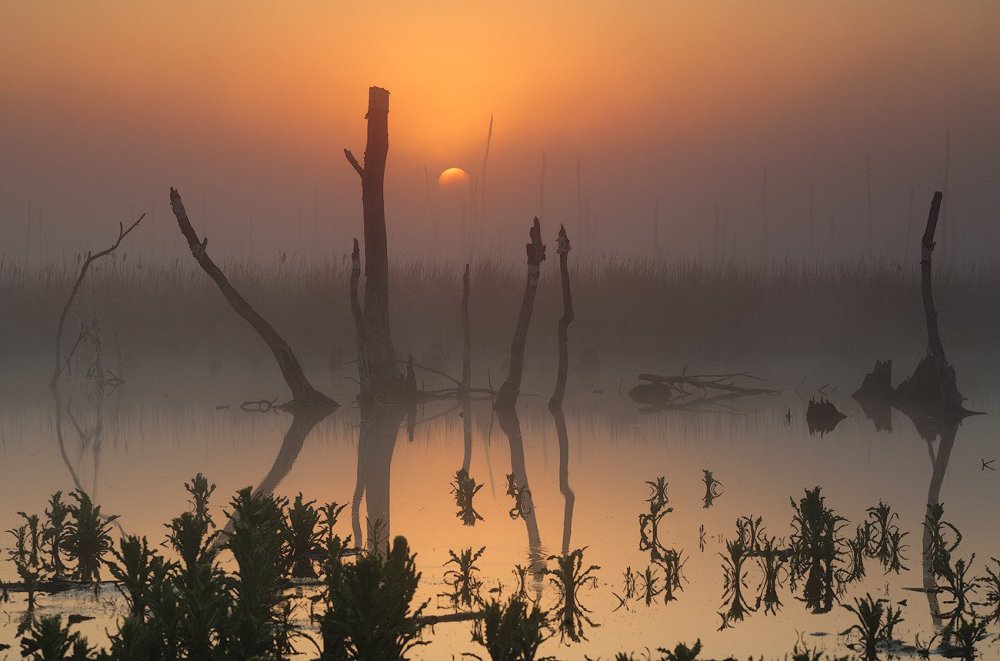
(496, 218), (546, 411)
(50, 214), (145, 389)
(168, 188), (335, 413)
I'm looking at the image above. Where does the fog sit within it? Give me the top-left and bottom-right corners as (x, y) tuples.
(2, 2), (999, 265)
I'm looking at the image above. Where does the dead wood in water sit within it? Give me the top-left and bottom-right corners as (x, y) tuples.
(350, 238), (372, 394)
(168, 188), (335, 414)
(805, 397), (846, 436)
(853, 192), (979, 428)
(897, 191), (963, 413)
(629, 371), (778, 411)
(50, 213), (145, 389)
(344, 86), (402, 396)
(549, 225), (574, 410)
(495, 218), (546, 411)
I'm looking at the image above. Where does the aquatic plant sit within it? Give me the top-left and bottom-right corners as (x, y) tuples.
(718, 536), (754, 629)
(284, 493), (323, 578)
(320, 535), (428, 660)
(506, 474), (533, 520)
(452, 468), (485, 526)
(469, 595), (550, 661)
(924, 502), (962, 578)
(546, 548), (600, 643)
(840, 593), (903, 661)
(184, 472), (216, 525)
(42, 492), (70, 578)
(165, 511), (218, 573)
(702, 470), (724, 509)
(63, 490), (118, 585)
(865, 501), (908, 573)
(224, 487), (295, 658)
(107, 535), (170, 620)
(658, 639), (702, 661)
(441, 546), (486, 609)
(943, 614), (990, 658)
(18, 615), (94, 660)
(789, 487), (845, 614)
(936, 554), (981, 620)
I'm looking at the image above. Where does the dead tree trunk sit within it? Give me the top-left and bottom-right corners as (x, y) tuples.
(168, 188), (335, 413)
(350, 238), (372, 394)
(344, 86), (401, 396)
(50, 214), (145, 389)
(549, 225), (573, 410)
(495, 218), (546, 410)
(461, 263), (472, 394)
(896, 191), (963, 414)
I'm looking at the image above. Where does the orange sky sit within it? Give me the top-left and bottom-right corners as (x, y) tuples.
(2, 2), (999, 262)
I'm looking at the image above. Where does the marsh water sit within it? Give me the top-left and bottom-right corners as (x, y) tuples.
(2, 352), (998, 659)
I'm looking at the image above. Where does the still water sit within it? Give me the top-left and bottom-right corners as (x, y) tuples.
(1, 366), (998, 659)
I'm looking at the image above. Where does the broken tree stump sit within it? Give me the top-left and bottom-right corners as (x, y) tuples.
(344, 86), (402, 396)
(806, 397), (846, 436)
(549, 225), (573, 410)
(495, 218), (546, 411)
(169, 188), (335, 413)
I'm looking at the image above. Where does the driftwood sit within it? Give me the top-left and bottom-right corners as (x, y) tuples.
(629, 372), (778, 411)
(50, 214), (145, 389)
(345, 86), (402, 396)
(168, 188), (335, 414)
(495, 218), (546, 410)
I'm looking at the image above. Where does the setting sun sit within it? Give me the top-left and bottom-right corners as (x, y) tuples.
(438, 167), (470, 194)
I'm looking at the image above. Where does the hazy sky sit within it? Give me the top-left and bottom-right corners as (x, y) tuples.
(2, 2), (999, 265)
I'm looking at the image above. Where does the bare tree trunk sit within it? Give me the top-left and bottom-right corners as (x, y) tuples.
(350, 238), (372, 395)
(896, 192), (963, 413)
(461, 263), (472, 394)
(168, 188), (335, 413)
(344, 87), (401, 394)
(549, 225), (573, 409)
(496, 218), (546, 410)
(50, 214), (145, 389)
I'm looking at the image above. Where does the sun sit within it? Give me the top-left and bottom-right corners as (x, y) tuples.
(438, 167), (470, 194)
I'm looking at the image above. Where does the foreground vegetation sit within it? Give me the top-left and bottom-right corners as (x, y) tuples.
(3, 476), (999, 659)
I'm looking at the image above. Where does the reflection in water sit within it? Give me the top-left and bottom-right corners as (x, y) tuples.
(702, 469), (724, 509)
(351, 403), (406, 555)
(550, 404), (575, 554)
(494, 405), (545, 596)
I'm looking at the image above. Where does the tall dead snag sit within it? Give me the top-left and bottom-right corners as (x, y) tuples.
(169, 188), (335, 413)
(50, 214), (145, 389)
(461, 263), (472, 394)
(344, 86), (402, 398)
(495, 218), (546, 410)
(549, 225), (573, 410)
(895, 191), (963, 415)
(350, 238), (372, 394)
